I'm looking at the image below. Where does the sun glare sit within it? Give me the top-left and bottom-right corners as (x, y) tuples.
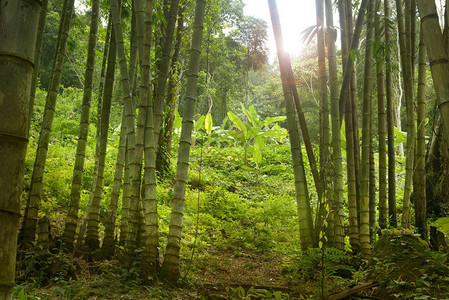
(244, 0), (316, 58)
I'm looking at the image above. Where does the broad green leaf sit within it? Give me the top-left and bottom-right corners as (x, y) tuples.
(253, 142), (262, 164)
(248, 105), (260, 126)
(195, 115), (205, 131)
(221, 116), (228, 129)
(205, 113), (213, 135)
(225, 130), (245, 143)
(255, 137), (265, 150)
(227, 111), (247, 135)
(435, 217), (449, 233)
(246, 127), (261, 140)
(263, 116), (286, 127)
(394, 126), (407, 145)
(241, 103), (256, 126)
(260, 165), (272, 172)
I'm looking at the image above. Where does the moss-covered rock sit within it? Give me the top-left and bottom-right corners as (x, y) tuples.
(368, 229), (449, 299)
(370, 229), (429, 280)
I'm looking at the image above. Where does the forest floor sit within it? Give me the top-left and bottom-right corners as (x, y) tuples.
(16, 247), (304, 299)
(15, 243), (382, 299)
(16, 145), (449, 299)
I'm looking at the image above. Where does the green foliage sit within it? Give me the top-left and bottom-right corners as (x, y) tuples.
(434, 217), (449, 235)
(369, 230), (449, 299)
(284, 248), (356, 282)
(226, 104), (286, 164)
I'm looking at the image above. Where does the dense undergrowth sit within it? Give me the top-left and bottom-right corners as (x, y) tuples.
(15, 87), (449, 299)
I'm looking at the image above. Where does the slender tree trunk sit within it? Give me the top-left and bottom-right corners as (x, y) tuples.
(153, 0), (181, 150)
(22, 0), (75, 244)
(126, 0), (152, 259)
(360, 0), (376, 256)
(28, 0), (49, 133)
(102, 115), (125, 258)
(160, 0), (206, 283)
(110, 0), (138, 254)
(158, 2), (186, 176)
(369, 100), (376, 232)
(416, 1), (449, 162)
(141, 0), (161, 278)
(85, 44), (115, 252)
(385, 0), (397, 227)
(396, 0), (415, 228)
(345, 0), (362, 230)
(338, 0), (369, 124)
(315, 0), (329, 245)
(21, 0), (49, 234)
(376, 0), (387, 229)
(268, 0), (314, 250)
(416, 33), (427, 239)
(394, 66), (404, 155)
(75, 22), (115, 253)
(339, 0), (359, 250)
(289, 72), (321, 239)
(62, 0), (101, 253)
(117, 2), (139, 252)
(37, 217), (50, 252)
(0, 1), (40, 297)
(119, 139), (132, 247)
(325, 0), (345, 250)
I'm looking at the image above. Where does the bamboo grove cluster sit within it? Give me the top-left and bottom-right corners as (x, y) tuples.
(3, 0), (449, 299)
(1, 0), (208, 297)
(267, 0), (449, 256)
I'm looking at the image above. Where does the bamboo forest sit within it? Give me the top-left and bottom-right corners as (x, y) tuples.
(5, 0), (449, 298)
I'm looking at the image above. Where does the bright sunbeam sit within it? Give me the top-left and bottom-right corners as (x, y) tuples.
(244, 0), (317, 58)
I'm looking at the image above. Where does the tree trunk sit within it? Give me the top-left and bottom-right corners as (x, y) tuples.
(157, 2), (186, 176)
(325, 0), (345, 250)
(102, 115), (125, 258)
(384, 0), (397, 227)
(369, 105), (376, 232)
(338, 0), (369, 124)
(85, 41), (114, 252)
(126, 0), (151, 259)
(119, 139), (132, 247)
(153, 0), (181, 150)
(22, 0), (76, 245)
(62, 0), (101, 253)
(426, 120), (449, 218)
(141, 0), (161, 278)
(268, 0), (314, 250)
(28, 0), (49, 133)
(315, 0), (329, 243)
(110, 0), (139, 254)
(340, 0), (359, 250)
(0, 0), (40, 298)
(160, 0), (206, 283)
(376, 0), (387, 229)
(416, 0), (449, 167)
(396, 0), (415, 229)
(415, 33), (427, 239)
(360, 0), (376, 256)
